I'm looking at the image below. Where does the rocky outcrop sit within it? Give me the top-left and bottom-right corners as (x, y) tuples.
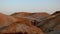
(33, 11), (60, 33)
(0, 11), (60, 34)
(0, 13), (44, 34)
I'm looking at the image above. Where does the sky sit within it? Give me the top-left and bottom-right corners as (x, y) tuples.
(0, 0), (60, 15)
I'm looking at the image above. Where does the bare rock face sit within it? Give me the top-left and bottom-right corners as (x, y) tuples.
(0, 11), (60, 34)
(11, 12), (32, 17)
(48, 31), (60, 34)
(30, 12), (50, 26)
(0, 13), (17, 30)
(51, 11), (60, 31)
(0, 13), (44, 34)
(51, 11), (60, 15)
(11, 12), (50, 19)
(31, 12), (50, 18)
(0, 23), (44, 34)
(36, 11), (60, 33)
(10, 12), (51, 34)
(12, 17), (44, 34)
(11, 12), (50, 26)
(0, 19), (44, 34)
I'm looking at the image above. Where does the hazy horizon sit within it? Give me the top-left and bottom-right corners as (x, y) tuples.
(0, 0), (60, 15)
